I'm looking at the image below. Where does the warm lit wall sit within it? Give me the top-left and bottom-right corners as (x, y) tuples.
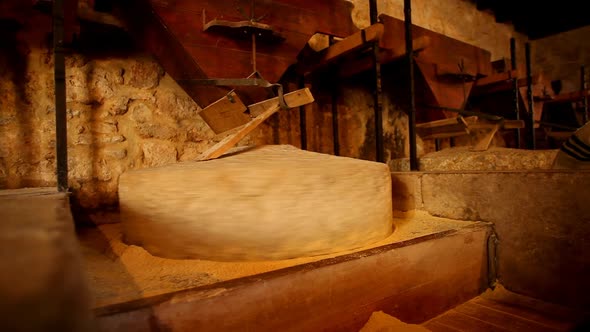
(0, 1), (528, 209)
(533, 25), (590, 94)
(0, 11), (252, 209)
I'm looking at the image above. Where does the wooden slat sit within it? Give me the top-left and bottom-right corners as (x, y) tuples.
(338, 36), (430, 78)
(416, 117), (470, 140)
(454, 302), (559, 332)
(198, 88), (314, 161)
(546, 89), (590, 104)
(432, 311), (510, 332)
(299, 23), (384, 74)
(423, 321), (462, 332)
(248, 88), (315, 117)
(471, 298), (574, 331)
(475, 70), (519, 87)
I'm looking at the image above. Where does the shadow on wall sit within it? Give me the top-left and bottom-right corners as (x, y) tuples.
(0, 19), (34, 189)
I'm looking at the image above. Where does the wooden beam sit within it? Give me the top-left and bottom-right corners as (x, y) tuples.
(299, 23), (384, 74)
(338, 36), (429, 78)
(416, 116), (470, 140)
(545, 89), (590, 104)
(198, 88), (314, 161)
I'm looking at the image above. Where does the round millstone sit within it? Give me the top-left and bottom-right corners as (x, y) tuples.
(119, 145), (394, 261)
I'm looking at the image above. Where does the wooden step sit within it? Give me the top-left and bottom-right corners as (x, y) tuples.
(424, 285), (589, 332)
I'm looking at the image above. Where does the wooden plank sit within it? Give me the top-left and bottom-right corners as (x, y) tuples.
(416, 117), (464, 129)
(471, 298), (575, 331)
(197, 91), (250, 134)
(248, 88), (315, 117)
(479, 285), (587, 323)
(299, 23), (384, 74)
(475, 70), (519, 87)
(198, 88), (314, 161)
(546, 89), (590, 104)
(432, 311), (510, 332)
(423, 321), (462, 332)
(338, 36), (430, 78)
(501, 120), (525, 129)
(454, 302), (558, 332)
(416, 117), (470, 140)
(95, 225), (491, 332)
(379, 14), (492, 77)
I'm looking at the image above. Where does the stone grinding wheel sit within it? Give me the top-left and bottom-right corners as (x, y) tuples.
(119, 145), (394, 261)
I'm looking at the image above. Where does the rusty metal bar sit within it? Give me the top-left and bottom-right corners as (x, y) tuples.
(329, 36), (340, 156)
(370, 0), (384, 162)
(581, 66), (588, 123)
(405, 0), (418, 170)
(525, 42), (535, 149)
(511, 37), (521, 148)
(299, 76), (307, 150)
(53, 0), (68, 192)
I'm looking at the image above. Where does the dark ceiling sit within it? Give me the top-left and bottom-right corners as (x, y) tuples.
(474, 0), (590, 39)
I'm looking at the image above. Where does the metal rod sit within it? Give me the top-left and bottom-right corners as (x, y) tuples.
(299, 76), (307, 150)
(405, 0), (418, 170)
(525, 42), (536, 149)
(369, 0), (378, 25)
(510, 37), (521, 148)
(329, 36), (340, 156)
(370, 1), (384, 162)
(582, 66), (588, 123)
(53, 0), (68, 192)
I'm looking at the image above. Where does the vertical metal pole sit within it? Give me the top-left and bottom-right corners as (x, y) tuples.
(299, 76), (307, 150)
(369, 0), (378, 26)
(581, 66), (588, 123)
(329, 36), (340, 156)
(370, 0), (384, 162)
(510, 38), (521, 148)
(405, 0), (418, 170)
(53, 0), (68, 191)
(525, 42), (536, 150)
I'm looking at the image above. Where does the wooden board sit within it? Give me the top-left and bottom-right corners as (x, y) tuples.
(119, 145), (394, 261)
(96, 223), (491, 331)
(198, 88), (314, 160)
(380, 14), (492, 77)
(198, 91), (250, 134)
(416, 116), (470, 140)
(117, 0), (356, 108)
(424, 285), (588, 332)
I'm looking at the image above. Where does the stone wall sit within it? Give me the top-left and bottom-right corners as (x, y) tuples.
(0, 11), (252, 209)
(533, 26), (590, 94)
